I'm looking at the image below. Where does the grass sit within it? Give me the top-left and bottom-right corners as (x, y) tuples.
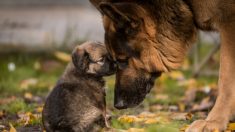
(0, 52), (219, 132)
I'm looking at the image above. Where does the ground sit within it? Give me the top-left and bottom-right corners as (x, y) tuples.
(0, 48), (233, 132)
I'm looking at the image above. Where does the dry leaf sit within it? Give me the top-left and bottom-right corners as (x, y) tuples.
(178, 78), (197, 88)
(228, 123), (235, 131)
(18, 112), (37, 125)
(36, 106), (43, 113)
(178, 103), (186, 112)
(118, 115), (141, 123)
(127, 128), (145, 132)
(144, 118), (158, 124)
(20, 78), (38, 89)
(0, 110), (4, 118)
(155, 94), (169, 100)
(168, 71), (185, 80)
(170, 113), (193, 121)
(138, 112), (156, 118)
(24, 92), (33, 100)
(54, 51), (71, 62)
(182, 59), (190, 70)
(180, 125), (189, 132)
(9, 123), (16, 132)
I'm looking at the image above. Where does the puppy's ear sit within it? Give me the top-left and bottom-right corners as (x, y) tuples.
(72, 48), (89, 72)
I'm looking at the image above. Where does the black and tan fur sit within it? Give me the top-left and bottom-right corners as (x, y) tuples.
(90, 0), (235, 131)
(42, 41), (116, 132)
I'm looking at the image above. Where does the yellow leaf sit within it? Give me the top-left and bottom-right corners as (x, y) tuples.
(24, 92), (33, 100)
(178, 103), (186, 112)
(36, 107), (44, 113)
(182, 59), (190, 70)
(180, 125), (189, 131)
(228, 123), (235, 131)
(178, 78), (197, 88)
(118, 115), (141, 123)
(9, 123), (16, 132)
(20, 78), (38, 89)
(158, 74), (168, 83)
(155, 94), (169, 100)
(145, 119), (158, 124)
(138, 112), (156, 118)
(169, 71), (184, 80)
(54, 51), (71, 62)
(0, 110), (4, 118)
(127, 128), (145, 132)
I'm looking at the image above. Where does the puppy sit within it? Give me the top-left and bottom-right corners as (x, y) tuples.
(42, 41), (116, 132)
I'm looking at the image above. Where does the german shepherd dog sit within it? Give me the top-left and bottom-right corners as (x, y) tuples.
(90, 0), (235, 131)
(42, 41), (115, 132)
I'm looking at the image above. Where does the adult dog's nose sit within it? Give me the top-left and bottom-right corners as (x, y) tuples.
(114, 99), (128, 109)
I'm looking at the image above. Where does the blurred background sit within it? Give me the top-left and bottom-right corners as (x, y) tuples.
(0, 1), (223, 132)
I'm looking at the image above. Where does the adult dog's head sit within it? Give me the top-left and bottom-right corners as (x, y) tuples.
(90, 0), (197, 109)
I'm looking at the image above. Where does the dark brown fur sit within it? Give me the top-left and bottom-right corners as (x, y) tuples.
(42, 41), (115, 132)
(90, 0), (235, 131)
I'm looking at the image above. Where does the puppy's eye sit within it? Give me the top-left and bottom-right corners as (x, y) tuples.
(97, 57), (105, 65)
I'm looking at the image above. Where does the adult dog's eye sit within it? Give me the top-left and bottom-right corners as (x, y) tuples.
(117, 59), (128, 69)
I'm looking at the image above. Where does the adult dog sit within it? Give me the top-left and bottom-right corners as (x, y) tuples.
(90, 0), (235, 131)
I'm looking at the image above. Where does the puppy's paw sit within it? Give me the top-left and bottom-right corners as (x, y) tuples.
(186, 120), (227, 132)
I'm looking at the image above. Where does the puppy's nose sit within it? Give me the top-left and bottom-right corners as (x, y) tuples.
(114, 100), (127, 109)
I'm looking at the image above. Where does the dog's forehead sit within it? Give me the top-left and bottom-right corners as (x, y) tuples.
(84, 42), (107, 60)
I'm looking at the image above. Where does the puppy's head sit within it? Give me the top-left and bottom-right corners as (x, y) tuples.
(72, 41), (116, 76)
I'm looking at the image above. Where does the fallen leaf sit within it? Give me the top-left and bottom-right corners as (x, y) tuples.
(18, 112), (38, 125)
(127, 128), (145, 132)
(178, 78), (197, 89)
(118, 115), (142, 123)
(149, 105), (163, 112)
(54, 51), (71, 62)
(182, 59), (190, 70)
(170, 113), (193, 121)
(20, 78), (38, 89)
(228, 123), (235, 131)
(178, 103), (186, 112)
(9, 123), (16, 132)
(155, 94), (169, 100)
(168, 71), (185, 80)
(24, 92), (33, 100)
(36, 106), (43, 113)
(138, 112), (156, 118)
(0, 110), (4, 118)
(168, 105), (178, 111)
(144, 118), (158, 124)
(180, 125), (189, 132)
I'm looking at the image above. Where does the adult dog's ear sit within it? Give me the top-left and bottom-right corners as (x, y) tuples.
(72, 47), (89, 72)
(90, 0), (104, 10)
(99, 2), (140, 29)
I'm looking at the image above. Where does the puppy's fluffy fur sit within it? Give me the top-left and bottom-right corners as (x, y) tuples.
(42, 41), (116, 132)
